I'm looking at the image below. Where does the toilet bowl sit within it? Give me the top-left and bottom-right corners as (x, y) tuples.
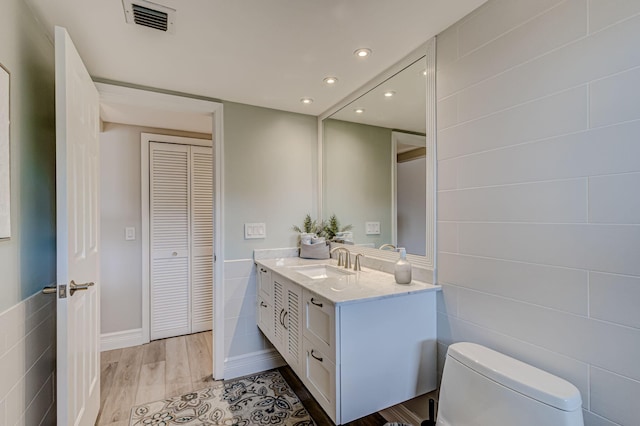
(437, 342), (583, 426)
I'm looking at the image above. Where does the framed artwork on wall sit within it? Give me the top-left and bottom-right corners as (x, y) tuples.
(0, 63), (10, 239)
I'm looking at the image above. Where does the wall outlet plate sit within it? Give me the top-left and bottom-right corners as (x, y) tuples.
(245, 223), (266, 239)
(365, 221), (381, 235)
(125, 226), (136, 241)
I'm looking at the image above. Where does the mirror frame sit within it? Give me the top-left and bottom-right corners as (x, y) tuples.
(317, 38), (436, 282)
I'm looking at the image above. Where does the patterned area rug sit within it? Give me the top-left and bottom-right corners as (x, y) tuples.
(129, 370), (314, 425)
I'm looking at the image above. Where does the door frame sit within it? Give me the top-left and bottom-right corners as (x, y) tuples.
(96, 83), (225, 379)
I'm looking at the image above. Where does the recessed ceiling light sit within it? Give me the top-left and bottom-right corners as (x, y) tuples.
(421, 69), (427, 76)
(354, 48), (372, 58)
(300, 97), (314, 104)
(323, 76), (338, 85)
(384, 91), (396, 98)
(354, 108), (365, 114)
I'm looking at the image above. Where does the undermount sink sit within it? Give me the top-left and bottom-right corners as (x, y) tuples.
(289, 264), (354, 279)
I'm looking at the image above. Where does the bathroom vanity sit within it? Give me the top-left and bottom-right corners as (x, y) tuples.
(255, 257), (440, 424)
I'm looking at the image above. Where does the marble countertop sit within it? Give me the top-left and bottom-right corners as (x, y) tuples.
(255, 257), (440, 305)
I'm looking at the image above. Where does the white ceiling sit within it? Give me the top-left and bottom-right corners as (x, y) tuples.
(25, 0), (486, 116)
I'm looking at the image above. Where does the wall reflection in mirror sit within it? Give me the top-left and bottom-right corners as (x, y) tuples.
(323, 57), (427, 256)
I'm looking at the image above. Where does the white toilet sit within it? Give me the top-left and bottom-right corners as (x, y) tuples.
(437, 342), (584, 426)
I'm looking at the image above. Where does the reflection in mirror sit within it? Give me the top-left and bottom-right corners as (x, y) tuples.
(323, 56), (427, 255)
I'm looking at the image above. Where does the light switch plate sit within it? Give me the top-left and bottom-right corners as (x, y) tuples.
(365, 221), (381, 235)
(245, 223), (266, 239)
(125, 226), (136, 241)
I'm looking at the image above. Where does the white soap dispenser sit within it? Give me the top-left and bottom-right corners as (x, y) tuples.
(394, 247), (412, 284)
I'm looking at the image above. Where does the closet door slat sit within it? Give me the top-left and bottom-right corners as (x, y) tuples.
(190, 146), (214, 333)
(150, 142), (191, 340)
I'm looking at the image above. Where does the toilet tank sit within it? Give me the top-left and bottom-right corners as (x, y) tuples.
(437, 343), (583, 426)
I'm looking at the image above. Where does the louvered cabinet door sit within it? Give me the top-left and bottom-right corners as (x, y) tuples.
(285, 281), (303, 374)
(190, 146), (213, 333)
(150, 142), (191, 340)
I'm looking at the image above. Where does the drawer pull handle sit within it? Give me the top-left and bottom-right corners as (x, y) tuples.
(311, 350), (323, 362)
(310, 298), (323, 308)
(261, 268), (267, 273)
(260, 301), (268, 308)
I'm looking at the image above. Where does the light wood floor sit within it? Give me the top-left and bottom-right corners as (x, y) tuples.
(97, 331), (391, 426)
(97, 331), (215, 426)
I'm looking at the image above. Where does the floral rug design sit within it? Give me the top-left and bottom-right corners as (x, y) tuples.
(129, 370), (314, 426)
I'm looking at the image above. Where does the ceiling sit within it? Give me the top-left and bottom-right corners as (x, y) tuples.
(25, 0), (486, 116)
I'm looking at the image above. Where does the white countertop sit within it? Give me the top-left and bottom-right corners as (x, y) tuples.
(256, 257), (440, 305)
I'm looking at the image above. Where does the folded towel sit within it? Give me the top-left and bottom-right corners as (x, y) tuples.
(299, 240), (330, 259)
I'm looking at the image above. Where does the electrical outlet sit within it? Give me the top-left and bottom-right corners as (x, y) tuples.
(365, 221), (380, 235)
(245, 223), (266, 239)
(125, 227), (136, 241)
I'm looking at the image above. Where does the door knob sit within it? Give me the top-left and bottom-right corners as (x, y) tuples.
(70, 280), (95, 296)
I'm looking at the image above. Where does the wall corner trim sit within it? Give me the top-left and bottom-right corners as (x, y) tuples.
(223, 349), (286, 380)
(100, 328), (145, 352)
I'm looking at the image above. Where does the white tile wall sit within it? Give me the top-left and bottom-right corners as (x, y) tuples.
(455, 13), (640, 123)
(457, 0), (564, 56)
(438, 179), (588, 223)
(438, 0), (586, 98)
(590, 367), (640, 426)
(438, 86), (588, 160)
(0, 292), (56, 426)
(224, 259), (266, 359)
(436, 1), (640, 424)
(588, 172), (640, 224)
(588, 0), (640, 33)
(590, 66), (640, 127)
(589, 272), (640, 329)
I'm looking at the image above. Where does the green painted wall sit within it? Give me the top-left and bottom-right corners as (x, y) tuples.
(323, 119), (392, 248)
(0, 0), (56, 312)
(224, 102), (317, 260)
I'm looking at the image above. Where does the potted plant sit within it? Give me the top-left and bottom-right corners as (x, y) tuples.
(321, 214), (353, 241)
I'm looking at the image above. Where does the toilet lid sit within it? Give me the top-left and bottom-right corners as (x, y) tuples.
(447, 343), (582, 412)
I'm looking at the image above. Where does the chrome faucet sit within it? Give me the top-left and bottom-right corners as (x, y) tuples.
(354, 253), (364, 271)
(330, 247), (351, 269)
(379, 243), (396, 251)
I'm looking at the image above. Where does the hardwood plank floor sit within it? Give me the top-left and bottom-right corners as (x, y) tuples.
(98, 331), (390, 426)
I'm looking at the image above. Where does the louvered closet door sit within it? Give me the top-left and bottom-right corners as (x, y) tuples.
(190, 146), (213, 333)
(150, 142), (191, 340)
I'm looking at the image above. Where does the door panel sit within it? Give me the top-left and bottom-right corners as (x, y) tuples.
(190, 146), (213, 332)
(150, 142), (190, 340)
(55, 26), (100, 426)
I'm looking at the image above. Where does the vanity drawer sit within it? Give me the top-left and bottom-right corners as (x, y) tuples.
(303, 290), (335, 363)
(303, 338), (337, 421)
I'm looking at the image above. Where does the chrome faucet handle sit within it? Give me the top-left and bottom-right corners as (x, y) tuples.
(330, 247), (344, 266)
(354, 253), (364, 271)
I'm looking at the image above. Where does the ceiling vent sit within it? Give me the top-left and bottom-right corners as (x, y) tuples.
(123, 0), (176, 33)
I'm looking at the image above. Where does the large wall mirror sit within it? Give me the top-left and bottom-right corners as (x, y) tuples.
(318, 39), (436, 278)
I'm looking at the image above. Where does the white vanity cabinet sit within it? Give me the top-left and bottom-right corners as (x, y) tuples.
(256, 261), (438, 425)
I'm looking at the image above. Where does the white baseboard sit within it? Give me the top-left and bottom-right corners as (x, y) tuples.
(101, 328), (145, 351)
(380, 403), (424, 425)
(224, 349), (286, 380)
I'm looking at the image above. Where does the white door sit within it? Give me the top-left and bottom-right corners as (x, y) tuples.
(55, 26), (101, 426)
(190, 145), (214, 332)
(149, 142), (191, 340)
